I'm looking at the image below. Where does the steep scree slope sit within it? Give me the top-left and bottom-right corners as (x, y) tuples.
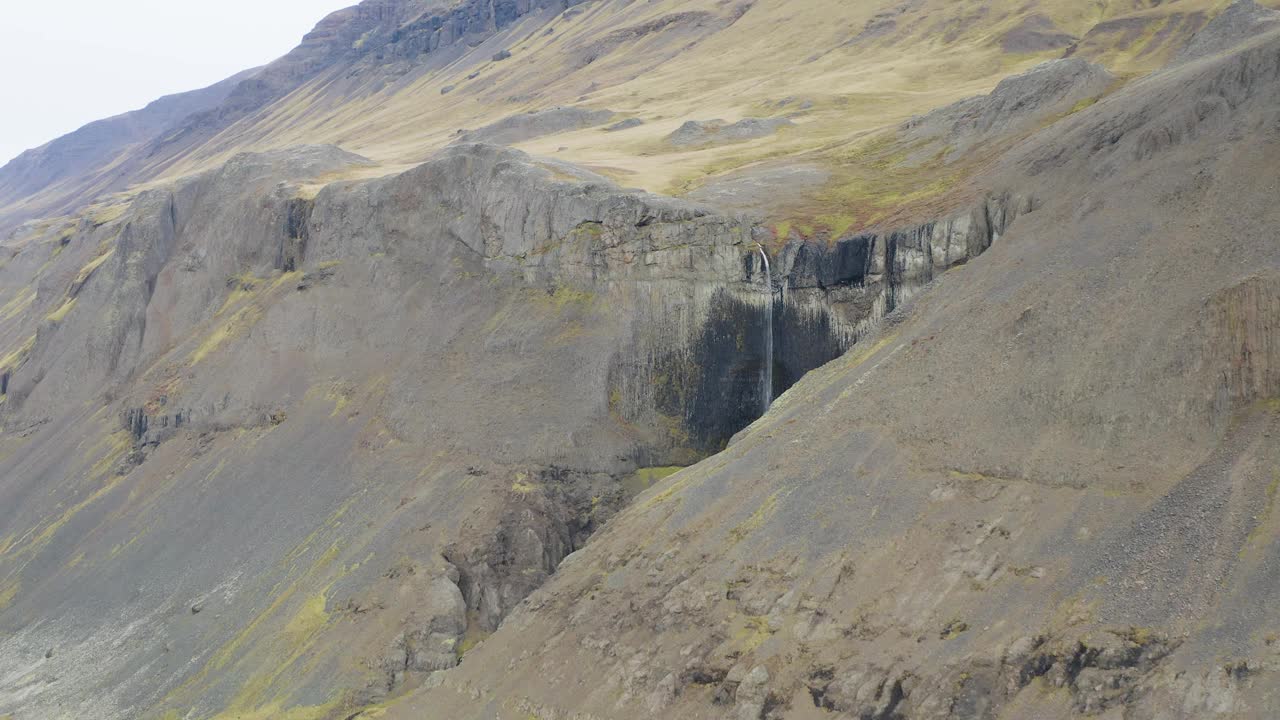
(0, 2), (1279, 720)
(396, 26), (1280, 720)
(0, 140), (774, 718)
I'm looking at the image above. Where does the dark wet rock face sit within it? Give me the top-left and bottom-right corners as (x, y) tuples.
(279, 197), (313, 272)
(601, 192), (1035, 455)
(617, 289), (771, 458)
(445, 466), (621, 633)
(753, 194), (1035, 400)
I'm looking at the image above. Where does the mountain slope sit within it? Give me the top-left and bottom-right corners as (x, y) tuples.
(8, 0), (1278, 238)
(0, 2), (1277, 720)
(0, 68), (262, 233)
(400, 26), (1280, 719)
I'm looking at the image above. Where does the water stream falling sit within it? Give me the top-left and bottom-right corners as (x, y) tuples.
(758, 245), (774, 414)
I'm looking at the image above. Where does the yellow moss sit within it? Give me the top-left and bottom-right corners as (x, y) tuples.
(512, 471), (537, 495)
(0, 335), (36, 374)
(327, 385), (353, 417)
(655, 411), (693, 452)
(1069, 97), (1098, 114)
(641, 471), (695, 509)
(0, 287), (36, 321)
(731, 615), (773, 653)
(74, 247), (115, 286)
(813, 213), (858, 238)
(270, 270), (303, 291)
(207, 585), (301, 675)
(89, 203), (129, 227)
(457, 626), (491, 659)
(283, 593), (330, 644)
(1115, 626), (1158, 646)
(1, 432), (134, 560)
(191, 305), (263, 365)
(540, 284), (595, 310)
(1240, 469), (1280, 558)
(0, 581), (19, 611)
(941, 618), (970, 639)
(46, 297), (77, 323)
(207, 698), (340, 720)
(835, 329), (900, 375)
(179, 525), (350, 711)
(66, 551), (86, 569)
(88, 431), (133, 479)
(205, 458), (229, 485)
(210, 585), (337, 719)
(729, 490), (781, 542)
(622, 466), (684, 496)
(29, 474), (126, 551)
(218, 273), (262, 316)
(108, 529), (147, 560)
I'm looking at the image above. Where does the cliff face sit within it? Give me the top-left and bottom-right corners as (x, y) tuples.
(0, 141), (767, 718)
(0, 123), (1033, 718)
(764, 194), (1035, 398)
(393, 28), (1280, 720)
(1, 2), (1279, 720)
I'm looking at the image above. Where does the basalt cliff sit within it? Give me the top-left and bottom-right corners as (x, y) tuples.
(1, 1), (1279, 719)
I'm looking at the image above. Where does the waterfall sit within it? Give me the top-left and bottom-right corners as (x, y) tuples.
(758, 246), (774, 413)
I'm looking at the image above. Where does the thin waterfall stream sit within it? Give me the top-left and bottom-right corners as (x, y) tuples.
(758, 245), (774, 413)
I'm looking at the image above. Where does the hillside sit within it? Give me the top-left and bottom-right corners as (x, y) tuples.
(0, 1), (1278, 719)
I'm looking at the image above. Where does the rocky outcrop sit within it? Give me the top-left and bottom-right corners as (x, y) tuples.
(569, 8), (744, 70)
(758, 193), (1035, 397)
(1019, 26), (1280, 175)
(1211, 274), (1280, 407)
(999, 14), (1077, 53)
(604, 118), (644, 132)
(666, 118), (794, 147)
(902, 59), (1113, 152)
(365, 0), (590, 64)
(1174, 0), (1280, 64)
(382, 571), (468, 684)
(457, 106), (616, 145)
(1, 145), (370, 430)
(803, 629), (1178, 718)
(443, 466), (624, 633)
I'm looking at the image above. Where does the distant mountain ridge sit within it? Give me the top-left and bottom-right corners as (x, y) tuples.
(0, 0), (588, 235)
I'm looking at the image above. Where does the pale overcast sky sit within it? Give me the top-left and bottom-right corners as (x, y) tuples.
(0, 0), (356, 165)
